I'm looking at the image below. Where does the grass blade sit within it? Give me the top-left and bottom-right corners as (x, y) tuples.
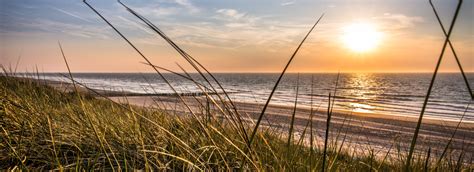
(429, 0), (473, 99)
(248, 14), (325, 147)
(322, 73), (340, 172)
(405, 0), (463, 170)
(322, 92), (331, 172)
(286, 74), (300, 157)
(424, 147), (431, 172)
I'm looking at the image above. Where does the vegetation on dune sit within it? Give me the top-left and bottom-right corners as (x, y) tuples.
(0, 76), (472, 171)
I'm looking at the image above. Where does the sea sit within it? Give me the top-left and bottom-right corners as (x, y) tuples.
(24, 73), (474, 122)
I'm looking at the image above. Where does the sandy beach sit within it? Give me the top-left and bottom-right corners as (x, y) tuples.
(33, 77), (473, 160)
(110, 95), (474, 158)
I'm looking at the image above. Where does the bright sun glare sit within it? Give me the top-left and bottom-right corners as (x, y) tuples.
(342, 23), (382, 52)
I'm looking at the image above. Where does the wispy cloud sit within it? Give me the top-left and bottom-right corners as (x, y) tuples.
(50, 6), (93, 23)
(378, 13), (424, 29)
(118, 0), (199, 17)
(214, 8), (262, 28)
(3, 18), (111, 39)
(281, 1), (296, 6)
(173, 0), (199, 13)
(116, 16), (155, 35)
(216, 9), (247, 20)
(137, 6), (180, 17)
(159, 18), (315, 52)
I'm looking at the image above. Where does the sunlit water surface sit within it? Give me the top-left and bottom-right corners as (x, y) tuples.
(24, 73), (474, 122)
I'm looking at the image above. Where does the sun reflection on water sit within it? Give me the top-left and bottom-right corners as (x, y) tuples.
(350, 103), (375, 113)
(344, 73), (382, 113)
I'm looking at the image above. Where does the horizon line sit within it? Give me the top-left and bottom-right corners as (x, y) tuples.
(11, 71), (474, 74)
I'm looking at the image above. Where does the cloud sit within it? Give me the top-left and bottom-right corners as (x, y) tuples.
(134, 5), (180, 17)
(225, 23), (251, 28)
(161, 19), (315, 52)
(3, 18), (112, 39)
(117, 16), (155, 35)
(214, 8), (262, 29)
(50, 7), (93, 23)
(216, 9), (246, 20)
(122, 0), (199, 17)
(143, 8), (316, 51)
(2, 0), (321, 54)
(378, 13), (424, 29)
(173, 0), (199, 13)
(281, 1), (296, 6)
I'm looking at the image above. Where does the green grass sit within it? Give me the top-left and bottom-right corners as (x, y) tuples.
(1, 76), (472, 171)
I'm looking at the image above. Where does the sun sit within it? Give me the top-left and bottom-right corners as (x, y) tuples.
(342, 23), (382, 52)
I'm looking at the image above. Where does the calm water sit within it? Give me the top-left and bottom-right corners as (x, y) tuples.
(27, 73), (474, 122)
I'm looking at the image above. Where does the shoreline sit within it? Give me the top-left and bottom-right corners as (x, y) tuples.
(25, 76), (474, 124)
(109, 92), (474, 127)
(26, 77), (474, 158)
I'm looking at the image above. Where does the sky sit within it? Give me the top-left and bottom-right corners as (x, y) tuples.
(0, 0), (473, 73)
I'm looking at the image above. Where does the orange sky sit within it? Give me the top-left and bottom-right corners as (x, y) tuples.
(1, 0), (473, 73)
